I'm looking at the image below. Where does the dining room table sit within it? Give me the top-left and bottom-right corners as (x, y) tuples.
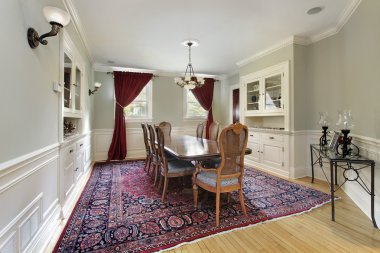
(162, 134), (252, 161)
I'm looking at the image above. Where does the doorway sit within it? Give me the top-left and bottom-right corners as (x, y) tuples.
(232, 88), (239, 123)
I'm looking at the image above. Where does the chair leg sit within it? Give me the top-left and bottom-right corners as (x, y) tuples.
(216, 191), (220, 226)
(239, 188), (247, 216)
(193, 183), (198, 208)
(147, 158), (152, 175)
(144, 156), (148, 171)
(154, 163), (159, 185)
(161, 177), (169, 202)
(158, 174), (163, 190)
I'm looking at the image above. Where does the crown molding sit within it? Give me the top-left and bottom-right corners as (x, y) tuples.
(62, 0), (94, 63)
(236, 36), (308, 68)
(236, 0), (361, 68)
(309, 0), (361, 43)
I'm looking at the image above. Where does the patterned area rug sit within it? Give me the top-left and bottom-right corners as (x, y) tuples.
(54, 160), (332, 253)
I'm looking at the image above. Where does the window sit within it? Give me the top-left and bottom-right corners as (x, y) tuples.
(184, 89), (207, 119)
(123, 81), (152, 121)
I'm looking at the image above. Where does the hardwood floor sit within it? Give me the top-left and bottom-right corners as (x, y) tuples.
(164, 177), (380, 253)
(46, 172), (380, 253)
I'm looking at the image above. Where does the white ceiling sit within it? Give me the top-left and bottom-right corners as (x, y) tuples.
(69, 0), (359, 76)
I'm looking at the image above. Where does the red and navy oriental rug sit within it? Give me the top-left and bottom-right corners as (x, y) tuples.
(54, 161), (332, 253)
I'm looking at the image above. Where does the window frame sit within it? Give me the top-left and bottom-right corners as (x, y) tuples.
(183, 89), (207, 121)
(122, 80), (153, 122)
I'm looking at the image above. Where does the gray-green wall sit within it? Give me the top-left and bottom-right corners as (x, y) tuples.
(0, 0), (93, 163)
(93, 72), (222, 129)
(305, 0), (380, 138)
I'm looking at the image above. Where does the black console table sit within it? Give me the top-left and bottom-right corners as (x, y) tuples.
(310, 144), (377, 228)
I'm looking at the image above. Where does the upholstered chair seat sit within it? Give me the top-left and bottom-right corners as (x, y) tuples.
(196, 171), (238, 187)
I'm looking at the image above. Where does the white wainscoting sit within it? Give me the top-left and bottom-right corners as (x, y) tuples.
(0, 145), (61, 253)
(0, 133), (93, 253)
(293, 130), (380, 225)
(93, 127), (196, 161)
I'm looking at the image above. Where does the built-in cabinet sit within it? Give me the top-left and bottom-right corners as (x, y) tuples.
(241, 61), (290, 177)
(245, 129), (289, 176)
(241, 61), (289, 118)
(59, 31), (91, 217)
(60, 134), (91, 216)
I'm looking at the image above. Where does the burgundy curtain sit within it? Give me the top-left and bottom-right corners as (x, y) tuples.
(107, 71), (153, 160)
(191, 78), (215, 139)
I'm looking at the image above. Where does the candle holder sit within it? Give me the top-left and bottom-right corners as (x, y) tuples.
(339, 129), (352, 157)
(318, 112), (330, 147)
(319, 126), (329, 146)
(335, 110), (358, 157)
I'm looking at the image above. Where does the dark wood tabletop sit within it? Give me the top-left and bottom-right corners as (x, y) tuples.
(163, 134), (251, 161)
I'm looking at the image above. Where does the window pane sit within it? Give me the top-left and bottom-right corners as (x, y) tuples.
(187, 102), (207, 117)
(134, 88), (147, 101)
(124, 101), (147, 117)
(187, 91), (199, 103)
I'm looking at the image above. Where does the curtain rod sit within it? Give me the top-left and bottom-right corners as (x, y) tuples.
(106, 72), (220, 82)
(106, 72), (159, 78)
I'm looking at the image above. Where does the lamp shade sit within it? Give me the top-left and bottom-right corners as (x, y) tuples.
(94, 82), (102, 88)
(43, 6), (71, 26)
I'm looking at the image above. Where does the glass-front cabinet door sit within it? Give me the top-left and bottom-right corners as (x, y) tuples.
(241, 61), (288, 116)
(62, 49), (84, 117)
(74, 66), (82, 111)
(264, 73), (282, 111)
(246, 80), (260, 112)
(64, 53), (72, 110)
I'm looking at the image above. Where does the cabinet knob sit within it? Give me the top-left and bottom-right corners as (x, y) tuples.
(250, 134), (253, 137)
(269, 137), (274, 139)
(80, 144), (83, 147)
(261, 151), (263, 153)
(69, 149), (74, 153)
(75, 168), (78, 171)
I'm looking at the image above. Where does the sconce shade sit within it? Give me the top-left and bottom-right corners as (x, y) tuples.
(43, 6), (71, 26)
(27, 6), (70, 49)
(94, 82), (102, 88)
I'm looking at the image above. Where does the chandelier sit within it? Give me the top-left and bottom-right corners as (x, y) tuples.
(174, 40), (205, 89)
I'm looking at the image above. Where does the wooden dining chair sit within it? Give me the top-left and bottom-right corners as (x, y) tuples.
(209, 121), (220, 141)
(192, 122), (248, 226)
(155, 125), (195, 201)
(196, 122), (205, 138)
(147, 124), (160, 184)
(141, 123), (151, 172)
(159, 121), (172, 138)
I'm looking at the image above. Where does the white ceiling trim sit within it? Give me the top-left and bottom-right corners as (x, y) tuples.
(236, 36), (307, 68)
(93, 63), (222, 79)
(310, 0), (362, 43)
(62, 0), (93, 63)
(236, 0), (361, 69)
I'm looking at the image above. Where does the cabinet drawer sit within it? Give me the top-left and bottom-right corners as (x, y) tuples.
(61, 144), (75, 168)
(248, 132), (260, 143)
(261, 133), (283, 143)
(76, 136), (90, 152)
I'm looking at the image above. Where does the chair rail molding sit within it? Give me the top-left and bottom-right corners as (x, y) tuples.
(93, 127), (197, 161)
(0, 144), (61, 253)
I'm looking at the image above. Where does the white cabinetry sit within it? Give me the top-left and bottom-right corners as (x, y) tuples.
(62, 32), (85, 119)
(59, 134), (91, 217)
(241, 61), (289, 119)
(245, 129), (289, 177)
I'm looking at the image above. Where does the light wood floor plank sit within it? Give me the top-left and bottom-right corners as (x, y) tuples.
(162, 177), (380, 253)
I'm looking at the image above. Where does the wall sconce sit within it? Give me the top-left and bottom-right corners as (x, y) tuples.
(89, 82), (102, 96)
(27, 6), (71, 49)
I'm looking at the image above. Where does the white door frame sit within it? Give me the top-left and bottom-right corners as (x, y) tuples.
(229, 83), (240, 124)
